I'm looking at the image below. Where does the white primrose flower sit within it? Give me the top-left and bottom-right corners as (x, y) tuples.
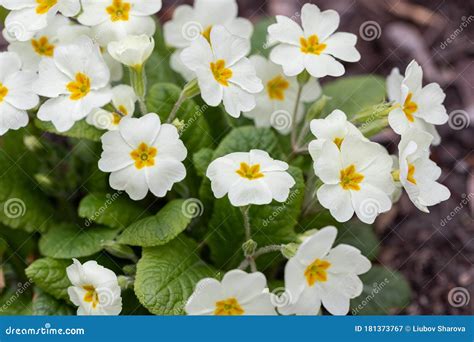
(0, 52), (39, 135)
(314, 136), (394, 224)
(397, 128), (450, 212)
(163, 0), (253, 81)
(98, 113), (187, 201)
(58, 24), (124, 82)
(66, 259), (122, 316)
(308, 109), (365, 162)
(243, 55), (321, 134)
(2, 0), (81, 41)
(206, 149), (295, 207)
(78, 0), (162, 46)
(87, 85), (137, 131)
(108, 34), (154, 69)
(185, 269), (277, 315)
(386, 60), (448, 145)
(279, 226), (371, 315)
(180, 25), (263, 118)
(268, 3), (360, 78)
(4, 15), (71, 72)
(33, 36), (112, 132)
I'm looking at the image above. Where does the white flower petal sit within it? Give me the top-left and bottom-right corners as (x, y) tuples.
(185, 278), (224, 315)
(269, 44), (305, 77)
(109, 165), (149, 201)
(119, 113), (161, 147)
(145, 159), (186, 198)
(296, 226), (338, 265)
(268, 15), (303, 46)
(221, 270), (267, 303)
(323, 32), (360, 62)
(0, 102), (29, 135)
(317, 184), (354, 222)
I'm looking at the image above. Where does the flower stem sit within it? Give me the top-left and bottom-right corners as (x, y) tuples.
(129, 66), (148, 114)
(167, 92), (186, 124)
(167, 78), (200, 123)
(290, 83), (304, 150)
(238, 245), (283, 270)
(240, 205), (251, 241)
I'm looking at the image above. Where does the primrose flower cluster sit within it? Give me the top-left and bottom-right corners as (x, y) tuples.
(0, 0), (451, 316)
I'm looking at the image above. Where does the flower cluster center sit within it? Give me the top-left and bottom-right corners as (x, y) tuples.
(403, 92), (418, 122)
(130, 142), (157, 169)
(67, 73), (91, 101)
(339, 164), (364, 191)
(32, 36), (55, 57)
(214, 297), (244, 315)
(106, 0), (131, 22)
(266, 75), (290, 101)
(82, 285), (99, 309)
(0, 83), (8, 103)
(300, 35), (327, 55)
(304, 258), (331, 286)
(236, 162), (265, 180)
(210, 59), (233, 87)
(36, 0), (57, 14)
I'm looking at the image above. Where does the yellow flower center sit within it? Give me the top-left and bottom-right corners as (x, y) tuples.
(202, 25), (212, 43)
(300, 35), (327, 55)
(403, 92), (418, 122)
(106, 0), (131, 22)
(67, 73), (91, 101)
(36, 0), (57, 14)
(0, 83), (8, 103)
(407, 163), (416, 184)
(333, 137), (344, 149)
(113, 105), (128, 125)
(210, 59), (232, 87)
(236, 162), (265, 180)
(266, 75), (290, 101)
(339, 164), (364, 191)
(31, 36), (55, 57)
(304, 259), (331, 286)
(214, 297), (244, 316)
(130, 142), (157, 169)
(82, 285), (99, 309)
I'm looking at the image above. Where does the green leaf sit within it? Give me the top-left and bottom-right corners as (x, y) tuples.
(0, 152), (54, 232)
(251, 18), (275, 57)
(207, 166), (305, 269)
(134, 236), (216, 315)
(146, 83), (213, 153)
(39, 223), (118, 259)
(78, 192), (147, 230)
(0, 7), (8, 23)
(118, 199), (191, 247)
(34, 119), (104, 142)
(322, 75), (386, 117)
(192, 148), (214, 177)
(25, 258), (71, 300)
(0, 287), (32, 315)
(351, 265), (411, 315)
(32, 288), (74, 315)
(300, 213), (380, 260)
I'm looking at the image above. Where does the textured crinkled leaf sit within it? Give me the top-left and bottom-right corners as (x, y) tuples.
(192, 148), (214, 177)
(351, 265), (411, 315)
(39, 224), (118, 259)
(207, 167), (304, 269)
(0, 152), (54, 232)
(78, 192), (147, 230)
(25, 258), (71, 300)
(32, 288), (74, 315)
(34, 119), (104, 142)
(118, 200), (191, 247)
(146, 83), (213, 153)
(322, 75), (386, 117)
(134, 236), (216, 315)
